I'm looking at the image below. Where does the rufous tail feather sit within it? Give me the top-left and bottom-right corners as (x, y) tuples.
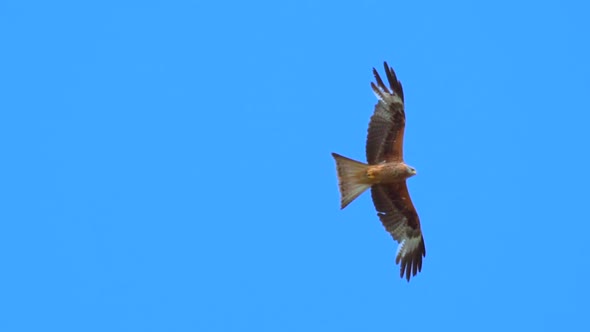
(331, 153), (371, 209)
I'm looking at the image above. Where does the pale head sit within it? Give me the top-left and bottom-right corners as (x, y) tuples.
(405, 164), (417, 177)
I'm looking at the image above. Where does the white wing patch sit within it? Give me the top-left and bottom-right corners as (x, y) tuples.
(372, 89), (403, 106)
(396, 236), (422, 261)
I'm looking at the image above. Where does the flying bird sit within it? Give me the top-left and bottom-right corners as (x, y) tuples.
(331, 62), (425, 281)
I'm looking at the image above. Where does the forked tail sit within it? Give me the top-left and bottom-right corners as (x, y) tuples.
(331, 153), (371, 209)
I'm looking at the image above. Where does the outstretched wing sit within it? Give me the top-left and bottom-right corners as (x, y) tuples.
(366, 62), (406, 164)
(371, 182), (425, 281)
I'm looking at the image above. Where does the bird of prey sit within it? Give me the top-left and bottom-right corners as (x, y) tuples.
(331, 62), (425, 281)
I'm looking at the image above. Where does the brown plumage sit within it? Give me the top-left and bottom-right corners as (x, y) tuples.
(331, 62), (425, 281)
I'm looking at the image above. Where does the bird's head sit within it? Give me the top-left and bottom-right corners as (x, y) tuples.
(406, 165), (417, 177)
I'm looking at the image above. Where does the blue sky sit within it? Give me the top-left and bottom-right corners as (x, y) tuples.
(1, 0), (589, 331)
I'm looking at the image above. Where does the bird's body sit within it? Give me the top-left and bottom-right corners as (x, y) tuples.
(331, 154), (416, 204)
(332, 62), (426, 281)
(365, 162), (416, 183)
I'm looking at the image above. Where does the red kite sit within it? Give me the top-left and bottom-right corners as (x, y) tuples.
(332, 62), (425, 281)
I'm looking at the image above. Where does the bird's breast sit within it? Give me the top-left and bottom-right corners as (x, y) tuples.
(366, 163), (408, 184)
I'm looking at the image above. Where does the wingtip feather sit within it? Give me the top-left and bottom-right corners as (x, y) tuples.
(396, 235), (425, 282)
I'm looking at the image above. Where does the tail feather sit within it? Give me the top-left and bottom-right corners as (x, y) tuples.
(331, 153), (371, 209)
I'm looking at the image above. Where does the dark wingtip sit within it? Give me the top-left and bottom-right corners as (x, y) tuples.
(380, 61), (404, 102)
(372, 66), (390, 95)
(400, 261), (406, 279)
(398, 237), (426, 282)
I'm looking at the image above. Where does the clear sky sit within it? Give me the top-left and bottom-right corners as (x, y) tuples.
(1, 1), (589, 331)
